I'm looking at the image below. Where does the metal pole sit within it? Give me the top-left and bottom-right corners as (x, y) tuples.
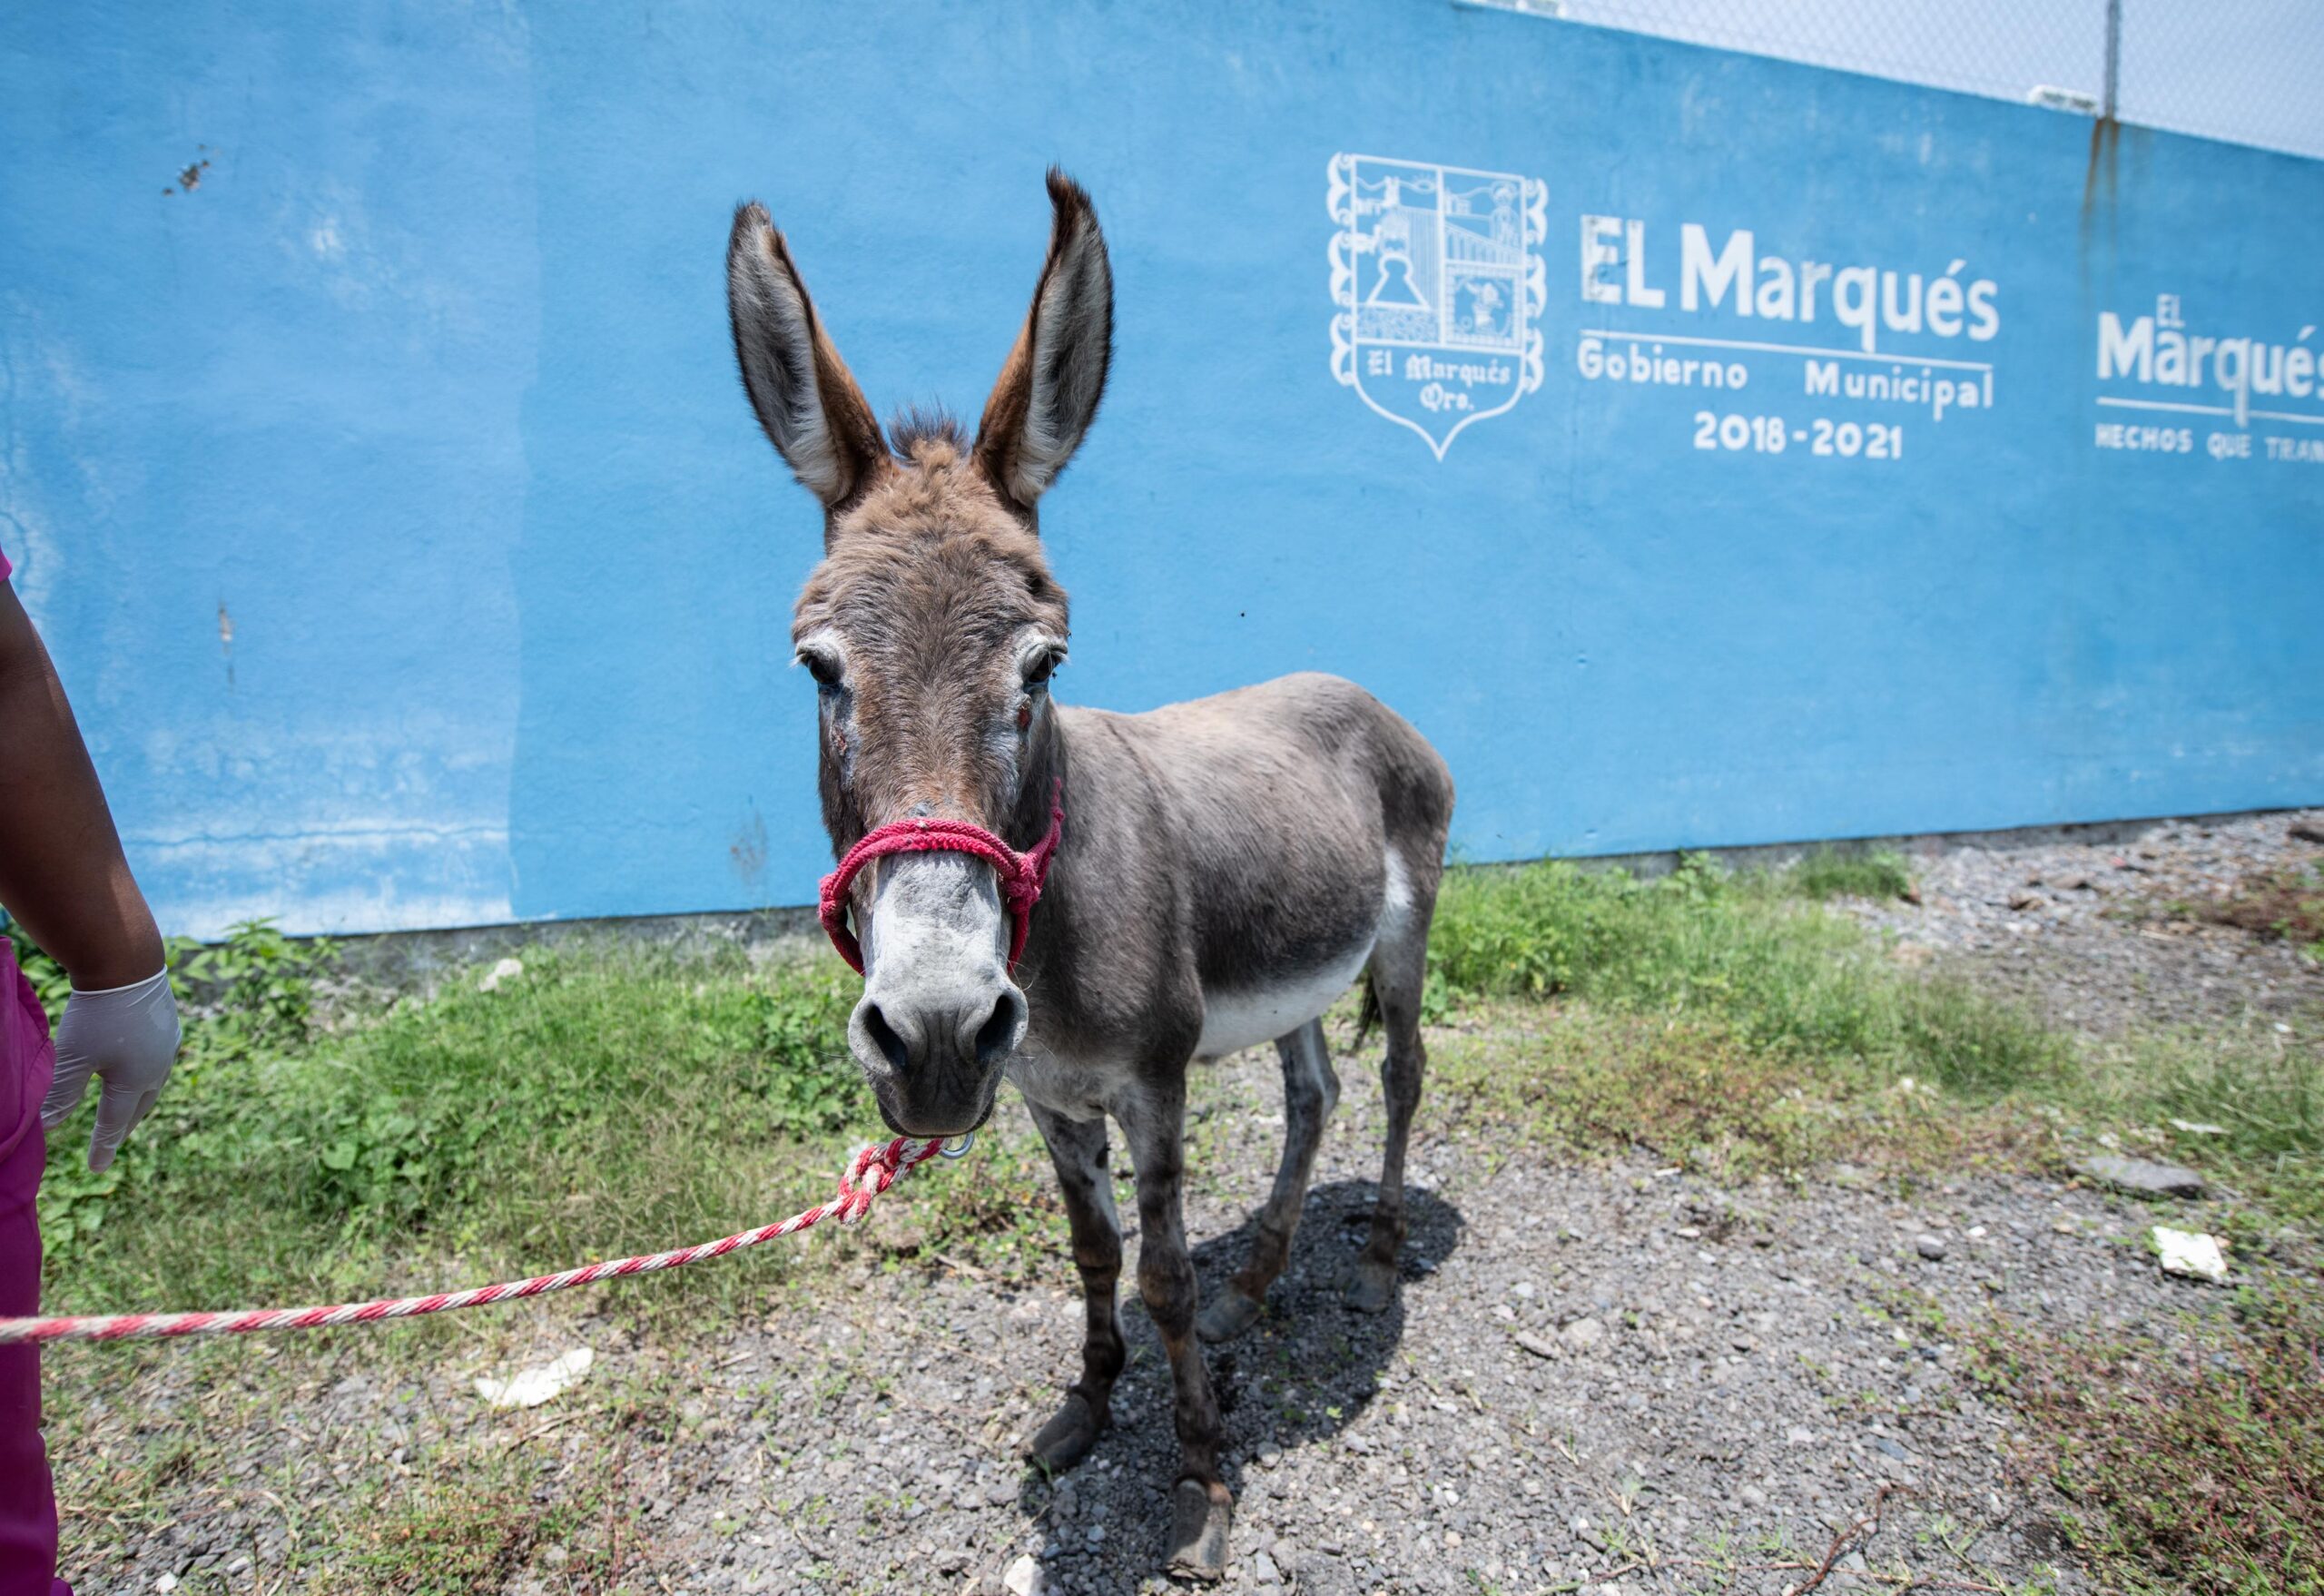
(2103, 0), (2122, 120)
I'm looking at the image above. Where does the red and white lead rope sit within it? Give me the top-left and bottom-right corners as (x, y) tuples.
(0, 1132), (970, 1345)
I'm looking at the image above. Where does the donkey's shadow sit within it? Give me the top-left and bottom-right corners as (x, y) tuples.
(1019, 1178), (1464, 1579)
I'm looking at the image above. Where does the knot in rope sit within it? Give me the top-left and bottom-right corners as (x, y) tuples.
(836, 1137), (915, 1220)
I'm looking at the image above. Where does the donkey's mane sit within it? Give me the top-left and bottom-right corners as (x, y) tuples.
(809, 403), (1068, 634)
(888, 406), (971, 462)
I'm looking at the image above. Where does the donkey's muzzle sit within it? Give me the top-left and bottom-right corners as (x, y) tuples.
(841, 847), (1030, 1135)
(850, 981), (1028, 1137)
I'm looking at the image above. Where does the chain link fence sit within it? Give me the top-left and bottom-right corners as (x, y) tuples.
(1461, 0), (2324, 162)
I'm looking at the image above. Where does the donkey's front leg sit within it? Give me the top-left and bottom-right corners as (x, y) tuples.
(1024, 1103), (1126, 1475)
(1118, 1075), (1233, 1581)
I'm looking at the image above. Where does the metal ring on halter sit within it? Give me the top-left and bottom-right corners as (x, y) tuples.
(940, 1132), (977, 1158)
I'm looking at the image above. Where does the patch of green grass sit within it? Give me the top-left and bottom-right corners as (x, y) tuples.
(18, 916), (340, 1069)
(168, 918), (341, 1068)
(304, 1459), (613, 1589)
(1975, 1272), (2324, 1595)
(35, 937), (1036, 1326)
(1425, 856), (2319, 1213)
(1430, 855), (2070, 1096)
(2073, 1026), (2324, 1227)
(1428, 1002), (2012, 1181)
(1787, 847), (1916, 902)
(299, 1435), (621, 1594)
(1892, 976), (2071, 1097)
(40, 928), (1071, 1336)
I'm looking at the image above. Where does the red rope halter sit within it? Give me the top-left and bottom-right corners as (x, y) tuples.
(817, 781), (1064, 974)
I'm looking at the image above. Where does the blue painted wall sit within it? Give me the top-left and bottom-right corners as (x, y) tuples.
(3, 2), (2318, 939)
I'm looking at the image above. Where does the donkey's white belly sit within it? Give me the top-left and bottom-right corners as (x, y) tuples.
(1006, 931), (1373, 1121)
(1195, 934), (1374, 1059)
(1193, 850), (1409, 1059)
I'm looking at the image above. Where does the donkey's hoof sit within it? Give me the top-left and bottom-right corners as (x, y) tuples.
(1026, 1392), (1104, 1475)
(1166, 1478), (1233, 1581)
(1196, 1287), (1264, 1344)
(1343, 1258), (1398, 1316)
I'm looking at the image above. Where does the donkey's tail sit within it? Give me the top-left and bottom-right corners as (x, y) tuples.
(1354, 971), (1383, 1049)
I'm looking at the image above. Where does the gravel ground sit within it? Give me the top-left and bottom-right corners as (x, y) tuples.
(54, 810), (2324, 1595)
(595, 1126), (2232, 1596)
(1839, 805), (2324, 1039)
(59, 1061), (2266, 1596)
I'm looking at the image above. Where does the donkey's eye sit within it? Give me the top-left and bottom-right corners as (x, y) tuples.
(1021, 649), (1064, 691)
(798, 650), (843, 691)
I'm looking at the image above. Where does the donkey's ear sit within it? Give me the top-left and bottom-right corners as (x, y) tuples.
(727, 202), (887, 513)
(974, 170), (1114, 517)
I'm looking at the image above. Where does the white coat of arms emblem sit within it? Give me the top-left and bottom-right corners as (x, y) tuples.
(1328, 153), (1547, 458)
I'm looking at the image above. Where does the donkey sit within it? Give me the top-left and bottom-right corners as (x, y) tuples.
(725, 171), (1453, 1579)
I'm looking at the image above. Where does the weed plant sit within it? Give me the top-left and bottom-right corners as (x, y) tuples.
(1977, 1274), (2324, 1595)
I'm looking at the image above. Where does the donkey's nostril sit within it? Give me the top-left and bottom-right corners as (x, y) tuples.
(860, 1001), (912, 1074)
(972, 988), (1027, 1069)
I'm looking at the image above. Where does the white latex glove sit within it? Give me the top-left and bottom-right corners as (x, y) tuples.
(39, 969), (181, 1171)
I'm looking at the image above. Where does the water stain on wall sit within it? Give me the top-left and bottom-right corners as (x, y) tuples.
(730, 807), (767, 892)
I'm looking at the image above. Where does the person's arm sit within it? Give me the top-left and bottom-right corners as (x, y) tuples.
(0, 581), (165, 986)
(0, 579), (179, 1171)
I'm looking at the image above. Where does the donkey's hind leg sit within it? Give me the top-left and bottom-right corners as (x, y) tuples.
(1196, 1018), (1339, 1344)
(1348, 888), (1433, 1315)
